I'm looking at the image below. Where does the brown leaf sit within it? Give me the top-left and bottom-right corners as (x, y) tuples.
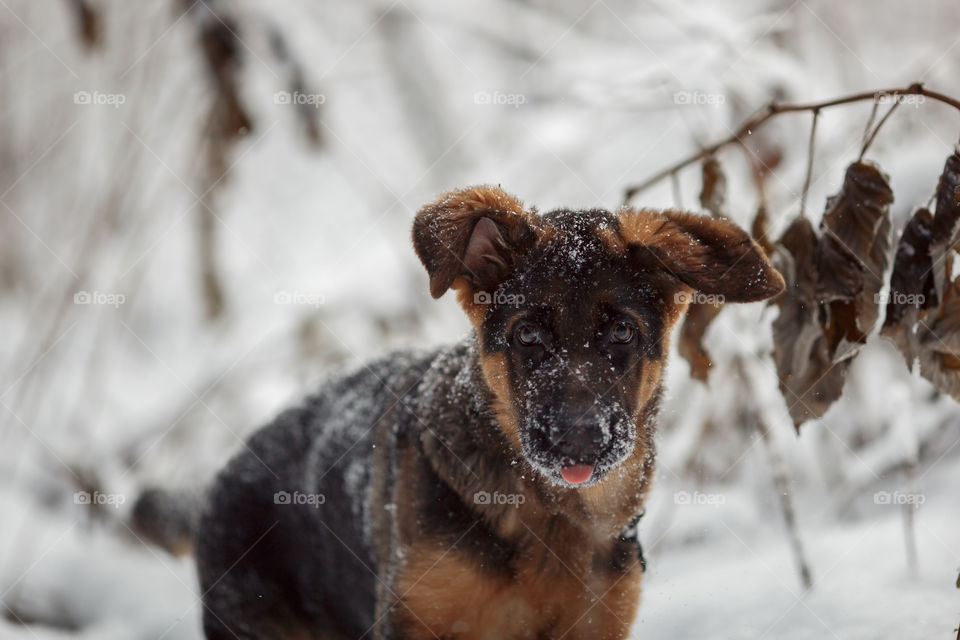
(918, 277), (960, 398)
(929, 150), (960, 302)
(751, 205), (774, 255)
(772, 217), (846, 430)
(929, 149), (960, 247)
(880, 151), (960, 394)
(852, 209), (891, 342)
(816, 161), (894, 304)
(267, 26), (324, 149)
(678, 155), (731, 381)
(815, 163), (893, 365)
(880, 208), (937, 367)
(771, 161), (894, 430)
(699, 155), (726, 218)
(198, 16), (253, 141)
(678, 301), (722, 381)
(816, 236), (863, 302)
(883, 208), (937, 329)
(69, 0), (99, 49)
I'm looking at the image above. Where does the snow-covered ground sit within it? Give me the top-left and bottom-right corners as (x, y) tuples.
(637, 457), (959, 639)
(0, 0), (958, 638)
(0, 451), (956, 640)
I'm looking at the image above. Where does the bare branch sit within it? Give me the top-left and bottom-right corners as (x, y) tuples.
(624, 83), (960, 204)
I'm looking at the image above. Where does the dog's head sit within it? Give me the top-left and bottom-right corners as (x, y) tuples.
(413, 186), (783, 487)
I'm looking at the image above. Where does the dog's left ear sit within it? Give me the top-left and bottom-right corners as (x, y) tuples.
(618, 209), (784, 302)
(413, 185), (539, 298)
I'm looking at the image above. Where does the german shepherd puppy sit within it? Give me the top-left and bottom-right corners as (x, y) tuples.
(134, 185), (783, 639)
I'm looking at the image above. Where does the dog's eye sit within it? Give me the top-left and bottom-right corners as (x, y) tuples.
(609, 321), (636, 344)
(515, 324), (543, 346)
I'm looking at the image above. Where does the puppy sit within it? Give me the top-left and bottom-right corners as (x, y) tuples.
(135, 185), (784, 639)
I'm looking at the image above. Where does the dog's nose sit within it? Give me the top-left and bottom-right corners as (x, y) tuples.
(551, 412), (607, 463)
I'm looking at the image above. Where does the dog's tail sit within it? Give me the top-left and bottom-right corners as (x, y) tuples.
(130, 487), (204, 556)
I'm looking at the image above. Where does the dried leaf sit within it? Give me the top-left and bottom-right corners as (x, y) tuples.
(699, 156), (726, 218)
(929, 150), (960, 302)
(882, 208), (937, 330)
(751, 205), (774, 255)
(929, 149), (960, 248)
(881, 151), (960, 399)
(268, 25), (324, 148)
(772, 161), (894, 430)
(852, 209), (891, 341)
(880, 208), (937, 367)
(918, 277), (960, 397)
(772, 217), (845, 430)
(69, 0), (99, 49)
(198, 14), (253, 141)
(678, 301), (722, 381)
(816, 161), (894, 304)
(677, 157), (728, 379)
(816, 162), (893, 363)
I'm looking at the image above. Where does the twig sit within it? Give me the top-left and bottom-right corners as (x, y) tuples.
(740, 145), (770, 212)
(671, 171), (683, 209)
(860, 100), (901, 159)
(623, 83), (960, 204)
(734, 357), (814, 590)
(758, 415), (814, 591)
(902, 460), (919, 577)
(860, 99), (880, 151)
(800, 109), (819, 217)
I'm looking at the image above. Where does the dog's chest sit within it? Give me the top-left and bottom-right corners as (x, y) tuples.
(391, 536), (643, 640)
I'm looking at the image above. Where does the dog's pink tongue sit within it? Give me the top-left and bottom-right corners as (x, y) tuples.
(560, 464), (594, 485)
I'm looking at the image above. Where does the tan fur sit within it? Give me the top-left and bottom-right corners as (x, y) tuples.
(617, 208), (710, 263)
(614, 207), (785, 302)
(455, 283), (491, 329)
(395, 541), (641, 640)
(436, 185), (528, 221)
(478, 350), (523, 451)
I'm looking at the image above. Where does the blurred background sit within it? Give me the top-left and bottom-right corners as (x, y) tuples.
(0, 1), (958, 638)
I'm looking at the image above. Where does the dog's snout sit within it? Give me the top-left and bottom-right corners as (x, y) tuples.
(550, 411), (608, 463)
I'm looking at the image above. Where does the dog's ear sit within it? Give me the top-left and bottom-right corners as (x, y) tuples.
(413, 186), (539, 298)
(618, 209), (784, 302)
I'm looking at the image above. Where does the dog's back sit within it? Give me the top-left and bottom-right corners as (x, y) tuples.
(193, 349), (438, 639)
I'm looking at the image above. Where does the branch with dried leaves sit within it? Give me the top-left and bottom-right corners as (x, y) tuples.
(632, 82), (960, 427)
(648, 84), (960, 591)
(623, 83), (960, 204)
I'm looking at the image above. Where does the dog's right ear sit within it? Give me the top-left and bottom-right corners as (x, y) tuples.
(412, 186), (539, 298)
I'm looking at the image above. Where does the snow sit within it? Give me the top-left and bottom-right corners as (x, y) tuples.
(1, 0), (959, 637)
(638, 505), (957, 639)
